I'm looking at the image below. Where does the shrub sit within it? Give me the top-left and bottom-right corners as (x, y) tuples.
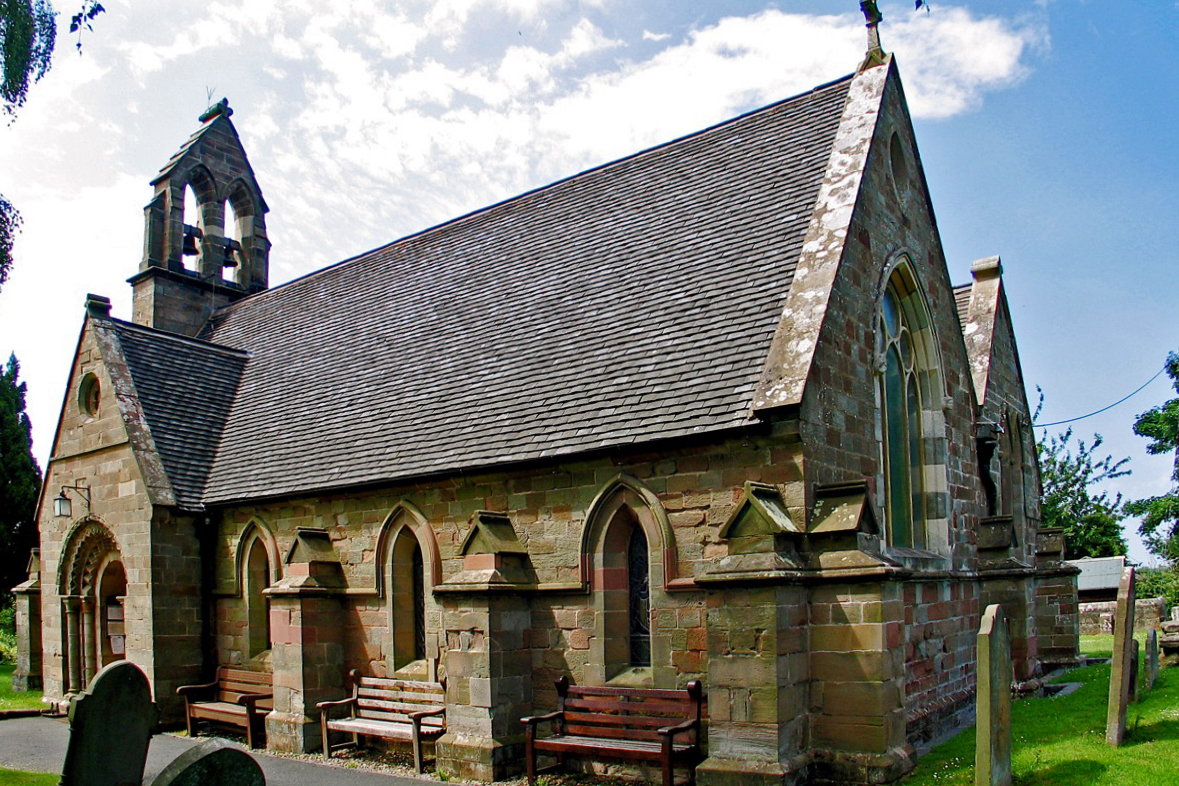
(1136, 566), (1179, 608)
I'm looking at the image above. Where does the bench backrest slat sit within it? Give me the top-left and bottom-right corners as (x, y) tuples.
(564, 696), (693, 715)
(218, 668), (270, 686)
(212, 667), (273, 710)
(343, 673), (445, 726)
(358, 676), (444, 693)
(554, 677), (702, 744)
(563, 710), (676, 729)
(564, 723), (663, 742)
(357, 687), (443, 703)
(353, 702), (443, 721)
(566, 685), (691, 701)
(356, 706), (446, 727)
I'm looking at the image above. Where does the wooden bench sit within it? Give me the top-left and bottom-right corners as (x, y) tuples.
(316, 670), (446, 773)
(176, 667), (273, 749)
(521, 677), (704, 786)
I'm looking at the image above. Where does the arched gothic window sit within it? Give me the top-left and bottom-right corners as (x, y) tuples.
(391, 529), (427, 670)
(877, 262), (943, 550)
(244, 535), (271, 658)
(627, 524), (651, 668)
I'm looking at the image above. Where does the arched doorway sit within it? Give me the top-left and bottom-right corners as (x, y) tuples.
(58, 519), (124, 693)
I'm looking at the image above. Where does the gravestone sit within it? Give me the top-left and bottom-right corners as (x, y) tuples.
(1129, 640), (1140, 703)
(1146, 628), (1159, 690)
(61, 660), (161, 786)
(149, 739), (266, 786)
(1105, 566), (1136, 746)
(975, 604), (1012, 786)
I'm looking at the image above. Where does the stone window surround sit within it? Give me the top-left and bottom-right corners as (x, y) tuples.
(581, 475), (677, 689)
(873, 253), (951, 564)
(374, 501), (443, 676)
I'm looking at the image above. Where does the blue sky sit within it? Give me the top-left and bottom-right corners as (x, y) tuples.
(0, 1), (1175, 562)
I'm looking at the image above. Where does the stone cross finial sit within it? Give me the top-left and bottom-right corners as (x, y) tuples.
(859, 1), (888, 71)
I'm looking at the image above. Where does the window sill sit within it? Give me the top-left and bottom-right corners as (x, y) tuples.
(883, 546), (951, 571)
(606, 667), (653, 689)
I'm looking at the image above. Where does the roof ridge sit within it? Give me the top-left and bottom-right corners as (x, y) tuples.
(110, 317), (250, 358)
(209, 74), (855, 320)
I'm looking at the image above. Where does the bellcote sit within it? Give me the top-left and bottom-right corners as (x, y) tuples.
(131, 99), (270, 336)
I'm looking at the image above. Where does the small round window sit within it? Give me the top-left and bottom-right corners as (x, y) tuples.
(888, 131), (909, 203)
(78, 373), (101, 417)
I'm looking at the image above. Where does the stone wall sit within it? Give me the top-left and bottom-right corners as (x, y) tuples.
(1080, 598), (1166, 635)
(35, 320), (160, 704)
(1034, 569), (1080, 669)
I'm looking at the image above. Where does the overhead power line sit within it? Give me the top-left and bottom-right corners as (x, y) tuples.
(1035, 364), (1169, 429)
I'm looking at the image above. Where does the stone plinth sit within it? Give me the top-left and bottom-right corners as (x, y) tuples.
(434, 592), (532, 781)
(12, 559), (42, 691)
(265, 561), (346, 753)
(696, 584), (810, 786)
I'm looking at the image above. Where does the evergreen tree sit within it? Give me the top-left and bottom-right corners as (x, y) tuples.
(1127, 351), (1179, 561)
(0, 353), (41, 597)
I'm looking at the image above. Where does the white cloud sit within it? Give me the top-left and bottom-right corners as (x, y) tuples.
(0, 2), (1045, 464)
(888, 7), (1044, 118)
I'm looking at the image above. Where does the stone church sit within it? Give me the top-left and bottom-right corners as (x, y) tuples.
(14, 22), (1079, 786)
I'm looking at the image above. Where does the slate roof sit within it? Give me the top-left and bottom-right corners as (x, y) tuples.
(112, 320), (248, 510)
(185, 76), (853, 504)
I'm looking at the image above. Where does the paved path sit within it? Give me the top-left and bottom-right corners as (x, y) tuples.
(0, 715), (433, 786)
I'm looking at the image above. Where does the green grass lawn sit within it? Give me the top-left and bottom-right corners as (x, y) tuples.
(0, 768), (57, 785)
(0, 663), (44, 712)
(901, 634), (1177, 786)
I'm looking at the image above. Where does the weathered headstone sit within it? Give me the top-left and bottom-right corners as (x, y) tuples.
(1129, 640), (1140, 703)
(148, 739), (266, 786)
(61, 660), (161, 786)
(975, 604), (1012, 786)
(1147, 628), (1159, 690)
(1105, 566), (1136, 746)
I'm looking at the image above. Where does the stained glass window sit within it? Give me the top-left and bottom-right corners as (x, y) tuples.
(879, 276), (927, 549)
(412, 542), (425, 661)
(627, 525), (651, 667)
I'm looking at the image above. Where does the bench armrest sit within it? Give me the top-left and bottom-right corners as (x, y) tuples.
(236, 692), (273, 709)
(410, 706), (446, 721)
(520, 710), (563, 728)
(316, 696), (357, 712)
(176, 680), (218, 697)
(658, 717), (699, 739)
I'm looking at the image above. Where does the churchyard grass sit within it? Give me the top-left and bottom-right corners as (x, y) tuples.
(0, 767), (57, 785)
(900, 634), (1176, 785)
(0, 663), (43, 711)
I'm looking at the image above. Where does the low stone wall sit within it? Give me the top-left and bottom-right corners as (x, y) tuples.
(1079, 597), (1166, 635)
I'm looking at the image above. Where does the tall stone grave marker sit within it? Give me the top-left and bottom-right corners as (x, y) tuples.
(1146, 628), (1159, 690)
(975, 604), (1012, 786)
(149, 739), (266, 786)
(61, 660), (161, 786)
(1129, 640), (1140, 703)
(1105, 566), (1136, 746)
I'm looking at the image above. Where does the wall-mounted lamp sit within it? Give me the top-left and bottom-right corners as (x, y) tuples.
(53, 483), (91, 518)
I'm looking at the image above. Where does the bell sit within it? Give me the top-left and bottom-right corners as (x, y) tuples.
(222, 244), (238, 269)
(182, 223), (203, 256)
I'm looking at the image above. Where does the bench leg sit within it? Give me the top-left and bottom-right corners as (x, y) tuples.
(662, 737), (673, 786)
(322, 719), (331, 759)
(412, 724), (423, 774)
(525, 726), (536, 786)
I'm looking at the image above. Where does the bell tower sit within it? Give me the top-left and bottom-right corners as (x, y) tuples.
(130, 99), (270, 336)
